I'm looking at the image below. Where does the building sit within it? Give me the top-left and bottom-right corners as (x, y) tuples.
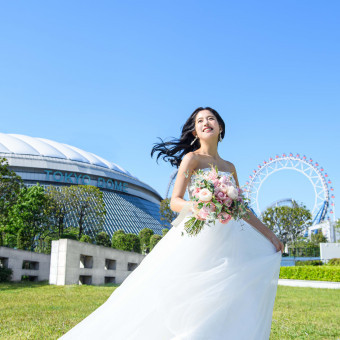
(0, 133), (168, 237)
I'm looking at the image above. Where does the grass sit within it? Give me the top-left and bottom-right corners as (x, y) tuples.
(0, 282), (339, 339)
(271, 286), (340, 339)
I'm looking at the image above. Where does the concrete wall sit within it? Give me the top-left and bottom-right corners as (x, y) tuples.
(320, 242), (340, 262)
(0, 247), (51, 281)
(49, 239), (146, 285)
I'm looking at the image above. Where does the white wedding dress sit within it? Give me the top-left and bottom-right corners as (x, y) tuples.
(60, 169), (282, 340)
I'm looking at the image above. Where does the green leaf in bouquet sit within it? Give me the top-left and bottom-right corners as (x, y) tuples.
(214, 202), (223, 214)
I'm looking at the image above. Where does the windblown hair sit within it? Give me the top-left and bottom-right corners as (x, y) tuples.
(150, 107), (225, 168)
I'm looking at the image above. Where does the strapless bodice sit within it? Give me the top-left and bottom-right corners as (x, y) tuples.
(187, 167), (237, 198)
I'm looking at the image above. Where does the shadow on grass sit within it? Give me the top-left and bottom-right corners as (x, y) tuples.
(0, 280), (50, 292)
(0, 281), (121, 292)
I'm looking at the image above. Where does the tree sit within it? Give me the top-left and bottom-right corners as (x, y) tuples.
(111, 230), (126, 249)
(8, 184), (51, 250)
(0, 157), (23, 243)
(112, 230), (141, 253)
(162, 228), (169, 237)
(60, 227), (79, 240)
(159, 198), (177, 228)
(139, 228), (154, 254)
(310, 230), (328, 245)
(125, 233), (141, 253)
(262, 202), (312, 249)
(149, 234), (162, 251)
(96, 231), (111, 247)
(45, 186), (73, 237)
(35, 235), (53, 254)
(16, 228), (31, 250)
(67, 185), (106, 239)
(80, 235), (93, 244)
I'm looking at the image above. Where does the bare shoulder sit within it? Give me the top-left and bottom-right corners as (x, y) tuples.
(181, 152), (199, 167)
(222, 159), (237, 172)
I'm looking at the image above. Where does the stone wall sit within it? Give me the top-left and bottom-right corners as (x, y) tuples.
(49, 239), (146, 285)
(0, 247), (51, 282)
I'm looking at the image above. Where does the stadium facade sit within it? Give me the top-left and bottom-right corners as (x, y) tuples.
(0, 133), (168, 237)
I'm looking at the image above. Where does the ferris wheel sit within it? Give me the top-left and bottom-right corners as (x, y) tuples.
(165, 169), (179, 199)
(244, 153), (335, 224)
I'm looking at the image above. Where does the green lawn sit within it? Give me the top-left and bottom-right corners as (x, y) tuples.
(0, 282), (339, 339)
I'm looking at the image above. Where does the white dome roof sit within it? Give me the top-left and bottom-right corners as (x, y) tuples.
(0, 133), (134, 177)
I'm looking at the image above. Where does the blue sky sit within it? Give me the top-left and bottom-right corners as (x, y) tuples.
(1, 1), (339, 221)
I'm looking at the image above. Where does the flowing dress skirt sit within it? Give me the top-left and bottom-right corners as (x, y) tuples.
(59, 210), (282, 340)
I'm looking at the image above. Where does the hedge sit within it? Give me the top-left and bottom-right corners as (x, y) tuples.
(327, 258), (340, 266)
(0, 267), (13, 282)
(279, 265), (340, 282)
(295, 260), (323, 266)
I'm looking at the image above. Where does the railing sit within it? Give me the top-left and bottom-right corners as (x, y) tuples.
(288, 247), (320, 257)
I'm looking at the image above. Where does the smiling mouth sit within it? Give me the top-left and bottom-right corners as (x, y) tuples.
(203, 128), (213, 132)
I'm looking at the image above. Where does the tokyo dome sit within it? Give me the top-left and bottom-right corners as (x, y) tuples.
(0, 133), (167, 236)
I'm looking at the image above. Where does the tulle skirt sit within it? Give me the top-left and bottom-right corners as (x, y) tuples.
(59, 211), (282, 340)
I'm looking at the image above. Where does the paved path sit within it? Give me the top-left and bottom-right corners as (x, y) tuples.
(278, 279), (340, 289)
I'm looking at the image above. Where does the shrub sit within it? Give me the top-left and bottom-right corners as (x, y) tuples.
(4, 234), (17, 248)
(35, 236), (53, 254)
(279, 266), (340, 282)
(295, 260), (323, 266)
(0, 267), (13, 282)
(125, 233), (141, 253)
(149, 234), (162, 251)
(79, 235), (93, 244)
(327, 258), (340, 266)
(111, 230), (125, 249)
(139, 228), (154, 254)
(96, 232), (111, 247)
(113, 233), (141, 253)
(60, 228), (79, 240)
(162, 228), (169, 237)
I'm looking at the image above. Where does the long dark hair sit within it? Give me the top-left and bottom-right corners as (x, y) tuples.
(151, 107), (225, 168)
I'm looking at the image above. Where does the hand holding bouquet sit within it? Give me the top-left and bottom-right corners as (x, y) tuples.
(183, 165), (249, 236)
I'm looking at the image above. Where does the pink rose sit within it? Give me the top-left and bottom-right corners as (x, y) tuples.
(206, 202), (216, 212)
(197, 206), (209, 220)
(217, 191), (227, 201)
(218, 212), (232, 224)
(198, 188), (213, 202)
(223, 197), (233, 207)
(192, 187), (201, 198)
(219, 183), (228, 193)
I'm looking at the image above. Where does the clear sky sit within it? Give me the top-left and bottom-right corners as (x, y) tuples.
(1, 1), (339, 221)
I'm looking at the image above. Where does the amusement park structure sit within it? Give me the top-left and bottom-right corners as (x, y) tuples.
(165, 153), (337, 241)
(165, 153), (335, 226)
(244, 153), (335, 225)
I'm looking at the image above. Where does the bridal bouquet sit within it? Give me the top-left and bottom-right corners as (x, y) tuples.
(183, 165), (249, 236)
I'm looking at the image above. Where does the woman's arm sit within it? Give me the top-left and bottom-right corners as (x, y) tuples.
(230, 163), (284, 253)
(170, 152), (198, 213)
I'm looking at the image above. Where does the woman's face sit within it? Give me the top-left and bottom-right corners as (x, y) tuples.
(193, 110), (221, 142)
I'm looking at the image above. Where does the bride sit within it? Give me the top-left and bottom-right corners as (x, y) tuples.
(60, 107), (284, 340)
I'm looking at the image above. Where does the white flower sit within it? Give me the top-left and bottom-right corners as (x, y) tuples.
(198, 188), (213, 202)
(226, 185), (239, 200)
